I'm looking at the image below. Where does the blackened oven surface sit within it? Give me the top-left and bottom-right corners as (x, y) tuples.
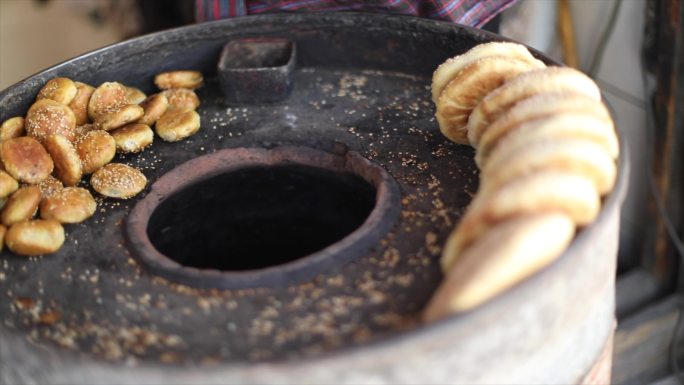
(0, 14), (501, 365)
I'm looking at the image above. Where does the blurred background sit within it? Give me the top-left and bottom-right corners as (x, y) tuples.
(0, 0), (194, 90)
(2, 0), (682, 383)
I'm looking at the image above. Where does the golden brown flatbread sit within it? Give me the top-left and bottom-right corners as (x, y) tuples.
(435, 56), (544, 144)
(477, 112), (619, 167)
(431, 41), (544, 103)
(425, 212), (575, 320)
(467, 67), (602, 147)
(468, 91), (613, 148)
(440, 170), (600, 272)
(481, 138), (617, 195)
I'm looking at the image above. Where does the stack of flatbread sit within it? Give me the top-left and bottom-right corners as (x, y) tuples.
(424, 42), (619, 322)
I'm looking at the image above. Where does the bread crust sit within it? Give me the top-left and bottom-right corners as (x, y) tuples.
(90, 163), (146, 199)
(40, 187), (96, 224)
(95, 104), (144, 132)
(88, 82), (128, 122)
(468, 67), (602, 147)
(468, 91), (612, 148)
(477, 112), (619, 167)
(125, 86), (147, 105)
(69, 82), (95, 126)
(138, 93), (169, 126)
(25, 99), (77, 143)
(481, 138), (617, 195)
(36, 77), (78, 105)
(431, 41), (544, 103)
(435, 56), (544, 144)
(162, 89), (200, 112)
(440, 171), (600, 272)
(154, 70), (204, 90)
(0, 117), (26, 142)
(75, 130), (116, 175)
(156, 109), (201, 142)
(425, 213), (575, 319)
(5, 219), (65, 256)
(111, 123), (154, 153)
(0, 136), (54, 184)
(1, 186), (42, 226)
(44, 134), (83, 187)
(0, 171), (19, 199)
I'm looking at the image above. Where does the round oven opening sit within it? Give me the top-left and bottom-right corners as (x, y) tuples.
(146, 164), (377, 271)
(125, 146), (400, 289)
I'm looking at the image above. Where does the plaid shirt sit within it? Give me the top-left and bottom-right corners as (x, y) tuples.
(195, 0), (517, 28)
